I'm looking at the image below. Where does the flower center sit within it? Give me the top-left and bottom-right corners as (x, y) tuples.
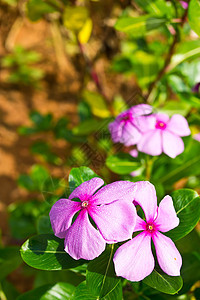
(81, 200), (89, 208)
(146, 223), (155, 233)
(155, 121), (166, 130)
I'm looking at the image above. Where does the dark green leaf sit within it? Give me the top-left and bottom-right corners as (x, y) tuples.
(26, 0), (58, 22)
(86, 245), (121, 299)
(180, 253), (200, 294)
(188, 0), (200, 37)
(68, 167), (99, 193)
(17, 282), (75, 300)
(73, 281), (97, 300)
(37, 216), (53, 234)
(106, 153), (140, 174)
(0, 280), (20, 300)
(20, 234), (86, 270)
(143, 269), (183, 295)
(0, 247), (22, 280)
(166, 189), (200, 241)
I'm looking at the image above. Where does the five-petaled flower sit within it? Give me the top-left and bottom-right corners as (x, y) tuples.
(49, 177), (137, 260)
(113, 181), (182, 281)
(109, 104), (152, 146)
(137, 113), (191, 158)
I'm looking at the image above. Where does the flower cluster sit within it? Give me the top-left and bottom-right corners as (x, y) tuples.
(50, 178), (182, 281)
(109, 104), (191, 158)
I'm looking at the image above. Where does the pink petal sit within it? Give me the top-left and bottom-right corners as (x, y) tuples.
(121, 122), (141, 146)
(162, 131), (184, 158)
(49, 199), (81, 238)
(132, 181), (157, 222)
(129, 149), (138, 158)
(69, 177), (104, 201)
(134, 115), (156, 133)
(194, 133), (200, 142)
(89, 200), (136, 243)
(155, 113), (170, 123)
(131, 104), (153, 116)
(64, 210), (106, 260)
(134, 215), (146, 231)
(137, 130), (162, 156)
(108, 120), (123, 143)
(113, 232), (155, 281)
(152, 231), (182, 276)
(167, 114), (191, 137)
(90, 181), (135, 205)
(155, 195), (179, 232)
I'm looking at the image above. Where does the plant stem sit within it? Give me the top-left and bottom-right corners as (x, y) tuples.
(145, 6), (188, 103)
(145, 156), (154, 180)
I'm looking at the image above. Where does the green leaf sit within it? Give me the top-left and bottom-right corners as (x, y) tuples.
(106, 153), (141, 174)
(20, 234), (86, 270)
(143, 268), (183, 295)
(134, 0), (174, 17)
(0, 247), (22, 280)
(166, 189), (200, 241)
(63, 6), (88, 32)
(115, 15), (167, 37)
(73, 281), (97, 300)
(180, 253), (200, 294)
(26, 0), (58, 22)
(0, 280), (20, 300)
(69, 167), (99, 193)
(188, 0), (200, 37)
(86, 245), (121, 299)
(17, 282), (75, 300)
(83, 90), (111, 118)
(169, 40), (200, 70)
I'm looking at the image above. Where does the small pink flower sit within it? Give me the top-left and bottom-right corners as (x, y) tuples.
(109, 104), (152, 146)
(49, 178), (137, 260)
(113, 181), (182, 281)
(137, 113), (191, 158)
(180, 1), (188, 9)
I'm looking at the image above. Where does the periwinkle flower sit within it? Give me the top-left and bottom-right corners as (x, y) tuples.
(49, 177), (137, 260)
(113, 181), (182, 282)
(109, 104), (152, 146)
(137, 113), (191, 158)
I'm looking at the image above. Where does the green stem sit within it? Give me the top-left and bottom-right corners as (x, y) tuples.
(99, 244), (115, 298)
(145, 156), (154, 180)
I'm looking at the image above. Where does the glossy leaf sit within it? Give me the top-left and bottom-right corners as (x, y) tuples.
(134, 0), (174, 17)
(188, 0), (200, 37)
(0, 247), (22, 281)
(86, 246), (121, 298)
(166, 189), (200, 241)
(106, 153), (140, 174)
(73, 281), (97, 300)
(17, 282), (75, 300)
(20, 234), (86, 270)
(143, 268), (183, 295)
(68, 166), (99, 193)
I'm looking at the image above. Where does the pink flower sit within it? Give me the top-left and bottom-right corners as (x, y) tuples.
(109, 104), (152, 146)
(180, 1), (188, 9)
(113, 182), (182, 281)
(49, 177), (137, 260)
(137, 113), (191, 158)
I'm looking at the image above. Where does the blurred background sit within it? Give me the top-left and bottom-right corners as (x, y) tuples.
(0, 0), (200, 298)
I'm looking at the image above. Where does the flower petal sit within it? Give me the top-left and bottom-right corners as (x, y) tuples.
(167, 114), (191, 137)
(49, 199), (81, 238)
(69, 177), (104, 201)
(156, 113), (170, 123)
(108, 120), (123, 143)
(113, 232), (155, 281)
(155, 195), (179, 232)
(90, 181), (135, 205)
(64, 210), (106, 260)
(137, 130), (162, 156)
(134, 215), (146, 232)
(152, 231), (182, 276)
(162, 131), (184, 158)
(131, 104), (153, 116)
(121, 122), (141, 146)
(89, 200), (136, 243)
(132, 181), (157, 222)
